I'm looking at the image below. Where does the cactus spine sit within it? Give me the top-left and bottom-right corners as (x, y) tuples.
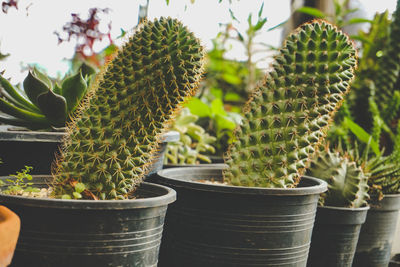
(223, 21), (357, 188)
(53, 17), (204, 199)
(307, 147), (369, 208)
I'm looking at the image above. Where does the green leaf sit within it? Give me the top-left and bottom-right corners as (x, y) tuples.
(0, 75), (41, 113)
(185, 98), (211, 117)
(224, 92), (241, 101)
(211, 98), (226, 116)
(36, 89), (67, 127)
(0, 114), (51, 130)
(345, 18), (372, 25)
(165, 0), (169, 5)
(222, 73), (241, 85)
(176, 113), (198, 126)
(23, 70), (51, 106)
(254, 18), (267, 31)
(296, 7), (327, 19)
(33, 68), (52, 89)
(215, 114), (236, 131)
(74, 182), (86, 193)
(72, 192), (82, 199)
(78, 62), (96, 78)
(258, 2), (264, 18)
(61, 71), (87, 113)
(210, 87), (223, 99)
(0, 97), (48, 124)
(229, 9), (239, 22)
(61, 194), (72, 199)
(268, 20), (288, 31)
(344, 117), (381, 156)
(53, 83), (62, 95)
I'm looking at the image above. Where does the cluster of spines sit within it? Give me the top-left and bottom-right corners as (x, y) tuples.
(223, 20), (357, 188)
(52, 17), (204, 199)
(307, 147), (369, 208)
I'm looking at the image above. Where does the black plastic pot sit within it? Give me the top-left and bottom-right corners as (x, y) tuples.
(307, 205), (369, 267)
(0, 175), (176, 267)
(353, 194), (400, 267)
(0, 126), (65, 175)
(154, 166), (327, 267)
(163, 163), (227, 169)
(0, 126), (178, 176)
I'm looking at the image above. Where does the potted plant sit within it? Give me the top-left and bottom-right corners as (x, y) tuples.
(0, 17), (204, 267)
(351, 147), (400, 267)
(0, 205), (20, 267)
(323, 0), (400, 265)
(306, 146), (370, 267)
(154, 20), (357, 266)
(0, 63), (94, 175)
(0, 54), (179, 177)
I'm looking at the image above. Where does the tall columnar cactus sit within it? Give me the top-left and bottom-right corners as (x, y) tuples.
(52, 17), (204, 199)
(307, 147), (369, 208)
(224, 21), (357, 188)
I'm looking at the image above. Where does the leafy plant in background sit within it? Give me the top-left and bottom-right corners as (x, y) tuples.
(0, 62), (95, 130)
(164, 108), (216, 164)
(185, 96), (241, 156)
(296, 0), (372, 30)
(186, 3), (270, 156)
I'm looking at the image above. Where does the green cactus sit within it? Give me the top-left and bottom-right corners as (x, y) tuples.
(307, 147), (369, 208)
(0, 63), (95, 130)
(52, 17), (204, 200)
(223, 20), (357, 188)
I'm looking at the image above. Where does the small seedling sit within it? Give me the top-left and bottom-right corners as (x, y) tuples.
(0, 166), (40, 195)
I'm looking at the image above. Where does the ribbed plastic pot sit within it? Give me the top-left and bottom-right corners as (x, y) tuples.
(0, 176), (176, 267)
(307, 205), (369, 267)
(0, 126), (178, 176)
(353, 194), (400, 267)
(154, 166), (327, 267)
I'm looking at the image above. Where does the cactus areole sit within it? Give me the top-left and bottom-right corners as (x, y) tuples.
(53, 17), (204, 200)
(224, 20), (357, 188)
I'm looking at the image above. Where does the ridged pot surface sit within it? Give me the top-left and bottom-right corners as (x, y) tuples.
(0, 176), (176, 267)
(353, 194), (400, 267)
(307, 205), (369, 267)
(155, 166), (327, 267)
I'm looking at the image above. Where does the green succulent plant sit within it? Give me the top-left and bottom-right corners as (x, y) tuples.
(345, 141), (400, 204)
(223, 20), (357, 188)
(307, 146), (369, 208)
(164, 108), (216, 164)
(0, 63), (96, 130)
(52, 17), (205, 200)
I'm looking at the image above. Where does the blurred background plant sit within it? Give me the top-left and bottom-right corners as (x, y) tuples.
(164, 108), (217, 164)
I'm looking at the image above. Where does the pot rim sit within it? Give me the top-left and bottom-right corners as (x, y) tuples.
(0, 176), (176, 210)
(318, 205), (370, 212)
(157, 166), (327, 196)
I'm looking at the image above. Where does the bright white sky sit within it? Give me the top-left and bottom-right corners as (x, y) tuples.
(0, 0), (397, 83)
